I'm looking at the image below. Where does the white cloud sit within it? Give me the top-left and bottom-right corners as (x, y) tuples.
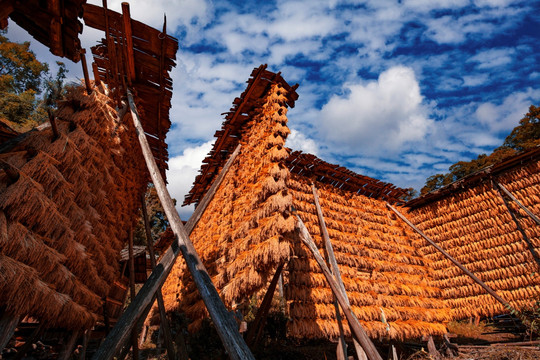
(318, 66), (433, 155)
(468, 48), (515, 69)
(286, 129), (319, 155)
(166, 141), (213, 219)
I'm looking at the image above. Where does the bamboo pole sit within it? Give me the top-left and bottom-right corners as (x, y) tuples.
(295, 214), (383, 360)
(495, 181), (540, 225)
(91, 91), (252, 360)
(386, 203), (514, 311)
(493, 184), (540, 269)
(141, 194), (184, 360)
(127, 228), (139, 360)
(312, 184), (357, 360)
(246, 263), (285, 347)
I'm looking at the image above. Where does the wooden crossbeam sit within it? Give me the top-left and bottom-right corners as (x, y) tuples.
(91, 91), (251, 360)
(495, 181), (540, 225)
(295, 214), (383, 360)
(312, 184), (366, 360)
(387, 203), (514, 312)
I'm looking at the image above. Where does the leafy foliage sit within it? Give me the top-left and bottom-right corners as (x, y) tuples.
(420, 105), (540, 195)
(134, 184), (170, 246)
(0, 30), (68, 132)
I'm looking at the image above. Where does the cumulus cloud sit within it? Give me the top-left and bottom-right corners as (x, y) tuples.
(286, 129), (319, 155)
(318, 66), (433, 156)
(166, 141), (213, 219)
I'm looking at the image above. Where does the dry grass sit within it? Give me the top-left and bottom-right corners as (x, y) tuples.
(447, 320), (496, 339)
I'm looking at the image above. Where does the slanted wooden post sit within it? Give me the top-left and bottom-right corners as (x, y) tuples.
(91, 91), (252, 360)
(127, 228), (139, 360)
(295, 214), (383, 360)
(141, 194), (185, 360)
(494, 182), (540, 269)
(0, 309), (19, 353)
(387, 203), (515, 311)
(80, 49), (92, 95)
(311, 184), (358, 360)
(79, 330), (91, 360)
(495, 181), (540, 225)
(246, 263), (285, 347)
(58, 331), (80, 360)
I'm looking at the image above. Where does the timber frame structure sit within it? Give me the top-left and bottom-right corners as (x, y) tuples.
(1, 0), (540, 359)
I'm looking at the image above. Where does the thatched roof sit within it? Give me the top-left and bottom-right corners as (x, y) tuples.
(406, 147), (540, 319)
(0, 85), (149, 329)
(163, 65), (450, 340)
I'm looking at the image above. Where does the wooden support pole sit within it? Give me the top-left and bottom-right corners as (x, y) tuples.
(79, 329), (90, 360)
(246, 263), (285, 347)
(91, 92), (251, 360)
(387, 203), (515, 311)
(495, 181), (540, 226)
(295, 215), (383, 360)
(494, 184), (540, 269)
(312, 184), (349, 359)
(141, 194), (183, 360)
(58, 331), (80, 360)
(121, 2), (136, 82)
(0, 310), (19, 353)
(127, 228), (139, 360)
(80, 49), (92, 95)
(48, 110), (59, 140)
(92, 62), (103, 89)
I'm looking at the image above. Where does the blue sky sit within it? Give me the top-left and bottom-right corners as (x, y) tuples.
(7, 0), (540, 218)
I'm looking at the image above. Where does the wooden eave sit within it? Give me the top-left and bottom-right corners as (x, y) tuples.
(183, 64), (299, 205)
(406, 145), (540, 209)
(83, 3), (178, 178)
(286, 151), (408, 203)
(1, 0), (85, 62)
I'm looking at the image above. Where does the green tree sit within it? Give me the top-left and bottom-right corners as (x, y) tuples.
(420, 104), (540, 195)
(0, 30), (68, 132)
(134, 184), (170, 246)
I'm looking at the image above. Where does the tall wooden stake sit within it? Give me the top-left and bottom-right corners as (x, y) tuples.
(495, 181), (540, 225)
(0, 310), (19, 353)
(494, 183), (540, 269)
(387, 203), (515, 311)
(295, 215), (383, 360)
(141, 194), (185, 360)
(58, 331), (80, 360)
(91, 92), (252, 360)
(128, 228), (139, 360)
(246, 263), (285, 347)
(312, 184), (355, 360)
(80, 49), (92, 95)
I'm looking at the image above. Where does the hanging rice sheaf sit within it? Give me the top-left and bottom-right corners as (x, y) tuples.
(162, 76), (297, 328)
(407, 149), (540, 319)
(0, 84), (149, 330)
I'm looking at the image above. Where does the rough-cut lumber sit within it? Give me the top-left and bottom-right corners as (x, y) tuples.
(91, 92), (251, 360)
(312, 184), (360, 360)
(128, 228), (140, 360)
(495, 181), (540, 225)
(246, 263), (285, 347)
(387, 203), (514, 311)
(295, 214), (383, 360)
(141, 195), (179, 360)
(0, 311), (18, 353)
(58, 331), (79, 360)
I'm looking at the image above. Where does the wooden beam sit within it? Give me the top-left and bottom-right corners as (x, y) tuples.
(0, 2), (14, 30)
(495, 181), (540, 226)
(311, 184), (349, 359)
(295, 215), (383, 360)
(0, 310), (18, 353)
(121, 2), (136, 82)
(79, 330), (90, 360)
(386, 203), (514, 311)
(246, 263), (285, 347)
(494, 183), (540, 269)
(91, 92), (252, 360)
(58, 331), (79, 360)
(141, 194), (183, 360)
(80, 48), (92, 95)
(128, 228), (139, 360)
